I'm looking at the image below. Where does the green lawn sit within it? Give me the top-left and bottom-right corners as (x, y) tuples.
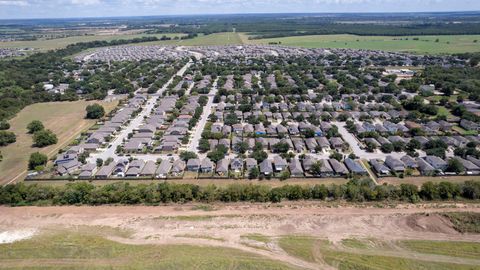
(401, 240), (480, 260)
(241, 234), (271, 244)
(247, 34), (480, 54)
(0, 232), (298, 270)
(278, 236), (480, 270)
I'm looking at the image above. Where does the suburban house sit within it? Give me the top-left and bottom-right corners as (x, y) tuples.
(289, 159), (304, 177)
(186, 159), (201, 172)
(259, 159), (273, 175)
(154, 160), (171, 179)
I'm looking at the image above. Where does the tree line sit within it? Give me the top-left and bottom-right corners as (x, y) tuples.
(0, 179), (479, 206)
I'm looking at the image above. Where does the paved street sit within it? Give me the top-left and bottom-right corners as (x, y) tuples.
(188, 78), (218, 154)
(87, 60), (193, 163)
(333, 121), (407, 160)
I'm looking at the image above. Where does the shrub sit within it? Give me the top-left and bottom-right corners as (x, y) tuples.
(28, 152), (48, 170)
(27, 120), (44, 134)
(86, 104), (105, 119)
(33, 129), (58, 147)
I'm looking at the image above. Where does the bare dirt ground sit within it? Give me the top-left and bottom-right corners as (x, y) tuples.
(1, 202), (480, 270)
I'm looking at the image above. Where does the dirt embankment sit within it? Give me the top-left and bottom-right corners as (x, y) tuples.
(1, 202), (479, 270)
(1, 202), (479, 242)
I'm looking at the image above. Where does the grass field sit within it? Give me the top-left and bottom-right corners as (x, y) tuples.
(2, 31), (479, 54)
(401, 240), (480, 259)
(246, 34), (480, 54)
(0, 100), (118, 185)
(0, 33), (185, 51)
(0, 232), (298, 270)
(136, 32), (244, 47)
(278, 236), (480, 270)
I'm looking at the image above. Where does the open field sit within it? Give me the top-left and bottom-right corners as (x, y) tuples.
(0, 203), (480, 269)
(0, 100), (118, 185)
(136, 32), (244, 46)
(378, 175), (480, 186)
(246, 34), (480, 54)
(0, 33), (185, 51)
(3, 31), (479, 55)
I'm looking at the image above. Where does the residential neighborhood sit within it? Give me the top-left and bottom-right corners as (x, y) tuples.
(40, 45), (480, 181)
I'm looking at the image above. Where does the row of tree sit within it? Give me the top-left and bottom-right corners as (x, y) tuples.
(0, 179), (479, 206)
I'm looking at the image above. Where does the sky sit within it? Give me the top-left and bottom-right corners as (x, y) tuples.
(0, 0), (479, 19)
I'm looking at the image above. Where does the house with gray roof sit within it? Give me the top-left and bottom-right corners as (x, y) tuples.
(156, 160), (172, 179)
(78, 163), (97, 179)
(245, 158), (258, 172)
(424, 156), (448, 171)
(370, 159), (390, 176)
(453, 157), (480, 174)
(140, 161), (158, 176)
(126, 160), (145, 177)
(200, 158), (214, 173)
(186, 159), (201, 172)
(259, 159), (273, 176)
(329, 159), (348, 175)
(344, 158), (367, 175)
(318, 159), (334, 177)
(273, 156), (288, 172)
(289, 159), (304, 177)
(171, 160), (186, 176)
(416, 158), (436, 175)
(385, 156), (405, 173)
(216, 159), (229, 176)
(401, 155), (418, 169)
(56, 160), (81, 176)
(95, 162), (116, 179)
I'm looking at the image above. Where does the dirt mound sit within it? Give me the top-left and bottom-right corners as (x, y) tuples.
(405, 213), (458, 234)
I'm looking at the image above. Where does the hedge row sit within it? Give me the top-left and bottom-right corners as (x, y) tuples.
(0, 179), (479, 206)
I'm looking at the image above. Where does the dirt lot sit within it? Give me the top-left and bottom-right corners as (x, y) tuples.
(0, 202), (479, 269)
(378, 175), (480, 186)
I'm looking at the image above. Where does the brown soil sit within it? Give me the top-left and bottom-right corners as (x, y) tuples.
(1, 202), (480, 270)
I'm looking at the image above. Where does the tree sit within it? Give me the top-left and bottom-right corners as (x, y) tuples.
(249, 167), (260, 179)
(27, 120), (44, 134)
(86, 104), (105, 119)
(446, 159), (465, 174)
(0, 131), (16, 146)
(207, 145), (228, 163)
(381, 143), (394, 153)
(365, 141), (377, 152)
(180, 151), (198, 161)
(272, 142), (290, 153)
(96, 158), (104, 167)
(33, 129), (58, 147)
(310, 161), (324, 176)
(407, 139), (421, 151)
(301, 129), (315, 138)
(279, 170), (291, 181)
(235, 141), (248, 154)
(0, 121), (10, 130)
(329, 151), (343, 161)
(250, 150), (268, 163)
(29, 152), (47, 170)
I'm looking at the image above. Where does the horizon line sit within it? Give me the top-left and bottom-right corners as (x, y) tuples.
(1, 10), (480, 22)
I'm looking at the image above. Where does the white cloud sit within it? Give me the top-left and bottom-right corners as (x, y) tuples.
(70, 0), (101, 5)
(0, 0), (28, 6)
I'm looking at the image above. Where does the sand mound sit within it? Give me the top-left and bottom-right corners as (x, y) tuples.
(405, 213), (458, 234)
